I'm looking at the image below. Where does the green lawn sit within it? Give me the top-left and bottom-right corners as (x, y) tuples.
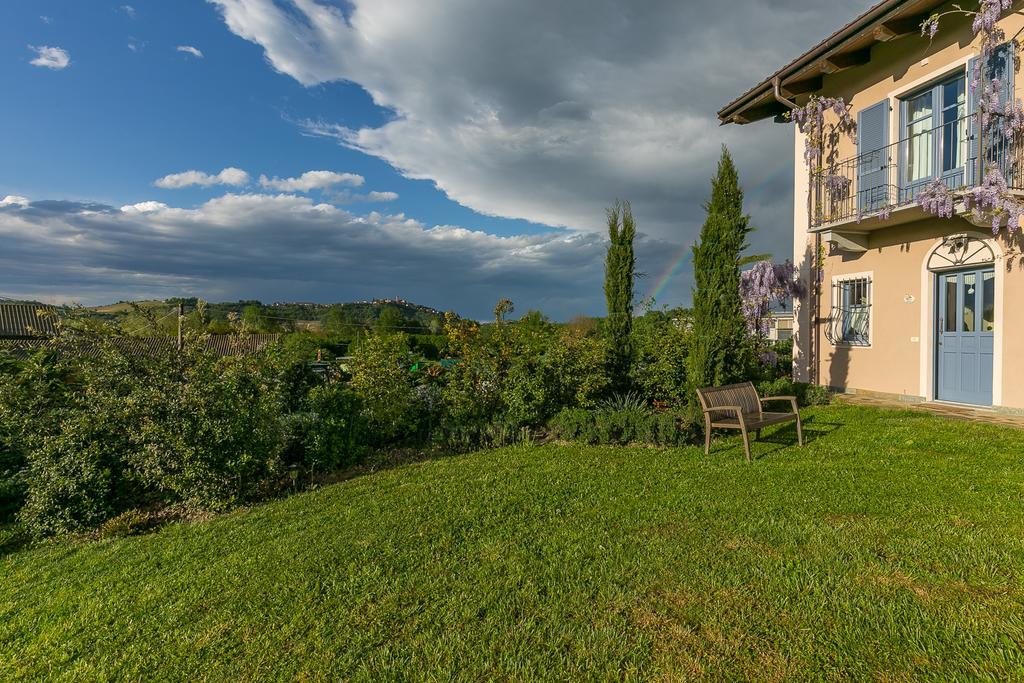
(3, 404), (1024, 680)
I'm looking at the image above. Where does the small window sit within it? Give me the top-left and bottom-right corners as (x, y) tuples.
(829, 276), (871, 346)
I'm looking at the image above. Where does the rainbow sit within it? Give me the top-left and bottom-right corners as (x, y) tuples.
(639, 154), (793, 308)
(642, 241), (691, 308)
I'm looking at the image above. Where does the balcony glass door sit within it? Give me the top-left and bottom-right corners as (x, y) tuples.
(902, 74), (966, 202)
(936, 267), (994, 405)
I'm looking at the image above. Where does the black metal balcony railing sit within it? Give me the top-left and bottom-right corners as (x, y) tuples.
(811, 112), (1024, 227)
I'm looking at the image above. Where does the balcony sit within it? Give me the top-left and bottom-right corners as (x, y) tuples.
(810, 112), (1024, 235)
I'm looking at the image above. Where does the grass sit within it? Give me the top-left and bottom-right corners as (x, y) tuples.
(3, 404), (1024, 680)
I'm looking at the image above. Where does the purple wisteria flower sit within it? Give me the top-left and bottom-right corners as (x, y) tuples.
(739, 260), (804, 337)
(917, 178), (955, 218)
(962, 166), (1024, 234)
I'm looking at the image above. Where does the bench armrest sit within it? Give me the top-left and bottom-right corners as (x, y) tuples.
(760, 396), (798, 412)
(703, 405), (746, 424)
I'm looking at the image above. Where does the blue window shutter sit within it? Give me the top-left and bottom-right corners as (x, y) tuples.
(970, 44), (1015, 182)
(857, 100), (889, 212)
(989, 42), (1014, 106)
(968, 55), (979, 184)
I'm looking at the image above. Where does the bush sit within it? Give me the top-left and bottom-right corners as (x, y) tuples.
(98, 509), (158, 539)
(349, 332), (417, 445)
(549, 406), (695, 447)
(300, 383), (367, 471)
(755, 378), (831, 407)
(3, 327), (287, 538)
(629, 309), (691, 405)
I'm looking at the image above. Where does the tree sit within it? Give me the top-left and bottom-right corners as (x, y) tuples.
(603, 199), (636, 390)
(688, 147), (753, 395)
(376, 305), (406, 333)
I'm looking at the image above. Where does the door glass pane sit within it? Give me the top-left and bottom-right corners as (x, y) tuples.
(962, 272), (977, 332)
(907, 92), (935, 182)
(944, 275), (957, 332)
(982, 271), (995, 331)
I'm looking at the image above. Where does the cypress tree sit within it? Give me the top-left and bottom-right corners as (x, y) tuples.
(688, 147), (753, 395)
(604, 200), (635, 389)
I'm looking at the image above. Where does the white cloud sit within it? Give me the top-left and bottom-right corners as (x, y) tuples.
(365, 191), (399, 202)
(120, 5), (136, 18)
(176, 45), (204, 59)
(40, 16), (52, 24)
(210, 0), (874, 256)
(154, 167), (250, 189)
(28, 45), (70, 70)
(120, 201), (169, 213)
(258, 170), (364, 192)
(0, 195), (30, 207)
(0, 191), (690, 318)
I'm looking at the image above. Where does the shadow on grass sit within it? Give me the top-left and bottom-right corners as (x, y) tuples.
(0, 523), (31, 559)
(710, 415), (843, 461)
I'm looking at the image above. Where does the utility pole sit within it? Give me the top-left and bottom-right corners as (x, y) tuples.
(177, 302), (184, 351)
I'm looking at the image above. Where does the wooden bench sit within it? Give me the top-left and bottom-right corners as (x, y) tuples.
(696, 382), (803, 462)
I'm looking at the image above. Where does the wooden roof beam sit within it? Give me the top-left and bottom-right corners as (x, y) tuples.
(780, 75), (824, 97)
(879, 14), (930, 38)
(819, 47), (873, 73)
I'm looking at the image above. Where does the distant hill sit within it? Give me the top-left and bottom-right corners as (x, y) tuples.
(78, 297), (453, 335)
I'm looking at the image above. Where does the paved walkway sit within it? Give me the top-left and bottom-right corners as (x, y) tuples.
(837, 393), (1024, 429)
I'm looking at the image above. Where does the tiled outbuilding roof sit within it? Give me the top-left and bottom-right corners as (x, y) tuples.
(0, 304), (60, 339)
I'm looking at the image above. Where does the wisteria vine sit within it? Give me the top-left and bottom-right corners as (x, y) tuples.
(918, 0), (1024, 234)
(739, 260), (804, 358)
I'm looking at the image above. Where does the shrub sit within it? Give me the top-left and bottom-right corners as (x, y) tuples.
(300, 383), (366, 470)
(3, 326), (287, 538)
(549, 406), (695, 447)
(755, 378), (831, 407)
(349, 331), (416, 445)
(98, 509), (158, 539)
(629, 309), (690, 405)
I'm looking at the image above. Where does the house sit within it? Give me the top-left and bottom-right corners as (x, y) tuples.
(767, 312), (794, 342)
(720, 0), (1024, 411)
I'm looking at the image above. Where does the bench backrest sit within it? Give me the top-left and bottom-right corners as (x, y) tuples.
(696, 382), (761, 416)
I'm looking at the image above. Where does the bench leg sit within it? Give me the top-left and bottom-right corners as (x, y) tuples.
(704, 417), (711, 455)
(740, 424), (751, 463)
(796, 414), (804, 447)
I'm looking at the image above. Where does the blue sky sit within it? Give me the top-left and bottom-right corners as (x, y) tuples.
(1, 1), (545, 236)
(0, 0), (869, 319)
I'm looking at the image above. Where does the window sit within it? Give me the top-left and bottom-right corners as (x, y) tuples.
(828, 276), (871, 346)
(901, 73), (967, 198)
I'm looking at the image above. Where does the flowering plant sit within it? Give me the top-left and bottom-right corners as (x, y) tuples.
(917, 1), (1024, 230)
(739, 260), (803, 340)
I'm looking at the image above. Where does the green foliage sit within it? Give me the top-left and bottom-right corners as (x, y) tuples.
(549, 406), (693, 446)
(349, 331), (416, 444)
(289, 383), (366, 471)
(629, 309), (691, 405)
(1, 327), (287, 538)
(688, 147), (754, 398)
(603, 200), (636, 389)
(440, 309), (610, 445)
(755, 377), (832, 407)
(98, 509), (159, 539)
(376, 305), (407, 332)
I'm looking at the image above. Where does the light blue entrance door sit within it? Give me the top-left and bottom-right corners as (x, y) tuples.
(936, 267), (995, 405)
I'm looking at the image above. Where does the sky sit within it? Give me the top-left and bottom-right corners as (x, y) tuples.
(0, 0), (874, 320)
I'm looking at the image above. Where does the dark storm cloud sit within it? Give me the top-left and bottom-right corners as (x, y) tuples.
(212, 0), (876, 260)
(0, 194), (687, 319)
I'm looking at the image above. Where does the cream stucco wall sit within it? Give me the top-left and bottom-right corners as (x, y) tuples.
(792, 5), (1024, 410)
(816, 218), (1024, 409)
